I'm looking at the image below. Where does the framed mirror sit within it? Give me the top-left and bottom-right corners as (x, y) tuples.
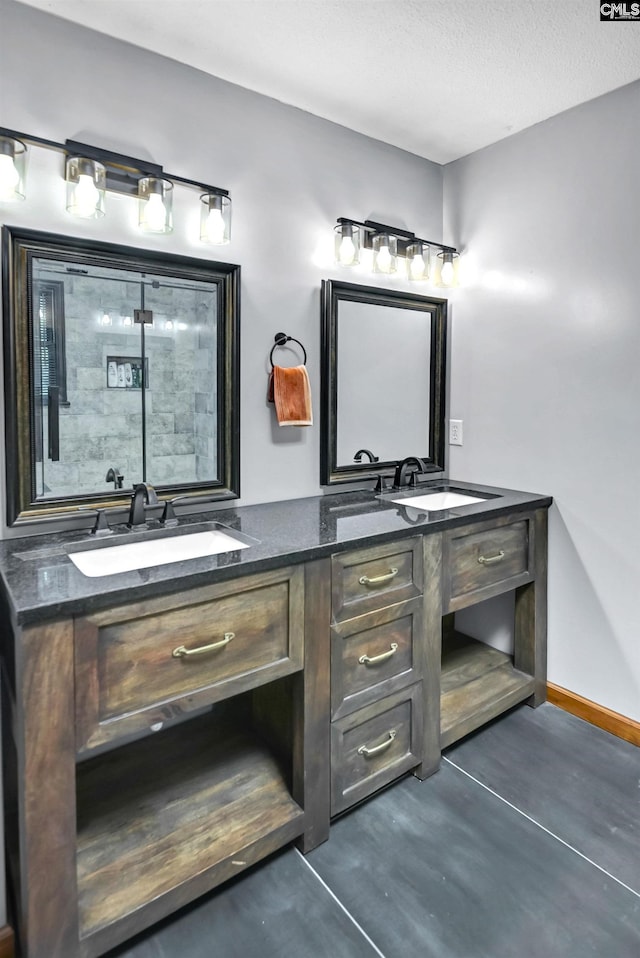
(320, 279), (447, 485)
(2, 227), (240, 526)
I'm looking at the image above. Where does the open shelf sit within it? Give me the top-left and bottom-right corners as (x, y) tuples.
(441, 631), (535, 748)
(76, 710), (304, 941)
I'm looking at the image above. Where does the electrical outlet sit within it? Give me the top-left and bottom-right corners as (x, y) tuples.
(449, 419), (463, 446)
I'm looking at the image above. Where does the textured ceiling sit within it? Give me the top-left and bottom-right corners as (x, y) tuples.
(14, 0), (640, 163)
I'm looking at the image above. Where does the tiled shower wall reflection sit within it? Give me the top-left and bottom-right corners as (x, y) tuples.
(39, 270), (217, 497)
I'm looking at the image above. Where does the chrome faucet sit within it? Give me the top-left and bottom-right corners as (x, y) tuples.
(127, 482), (159, 529)
(392, 456), (426, 489)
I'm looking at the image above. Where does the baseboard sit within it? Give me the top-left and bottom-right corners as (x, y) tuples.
(547, 683), (640, 747)
(0, 925), (14, 958)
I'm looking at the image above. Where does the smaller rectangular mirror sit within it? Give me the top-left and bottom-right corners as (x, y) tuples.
(320, 280), (447, 485)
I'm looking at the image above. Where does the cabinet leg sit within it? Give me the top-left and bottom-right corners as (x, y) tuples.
(19, 621), (80, 958)
(416, 533), (443, 779)
(515, 508), (548, 707)
(294, 559), (331, 853)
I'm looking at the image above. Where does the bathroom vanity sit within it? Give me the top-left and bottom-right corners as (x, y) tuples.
(0, 482), (550, 958)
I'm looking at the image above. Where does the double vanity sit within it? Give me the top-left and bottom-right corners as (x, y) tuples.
(0, 480), (550, 958)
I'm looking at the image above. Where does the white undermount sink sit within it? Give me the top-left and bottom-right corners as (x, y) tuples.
(390, 491), (488, 511)
(68, 527), (251, 577)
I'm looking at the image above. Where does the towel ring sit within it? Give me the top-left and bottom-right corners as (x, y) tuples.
(270, 332), (307, 367)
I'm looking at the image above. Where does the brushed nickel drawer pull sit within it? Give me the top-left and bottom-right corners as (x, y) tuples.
(358, 729), (397, 758)
(478, 550), (505, 565)
(359, 642), (399, 666)
(359, 567), (399, 587)
(172, 632), (235, 658)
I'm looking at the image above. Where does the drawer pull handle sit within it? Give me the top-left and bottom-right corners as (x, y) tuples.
(172, 632), (235, 659)
(478, 550), (505, 565)
(359, 642), (399, 666)
(359, 567), (399, 588)
(358, 729), (397, 758)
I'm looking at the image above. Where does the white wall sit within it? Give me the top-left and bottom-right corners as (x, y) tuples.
(444, 81), (640, 723)
(0, 0), (444, 534)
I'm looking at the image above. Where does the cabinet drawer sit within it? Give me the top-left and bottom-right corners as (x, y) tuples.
(331, 596), (424, 720)
(331, 684), (423, 815)
(332, 537), (423, 622)
(75, 565), (304, 752)
(444, 517), (531, 611)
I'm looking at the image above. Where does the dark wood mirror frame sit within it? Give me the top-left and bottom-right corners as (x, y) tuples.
(2, 227), (241, 527)
(320, 279), (447, 486)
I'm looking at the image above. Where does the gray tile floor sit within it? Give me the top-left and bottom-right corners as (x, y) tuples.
(108, 704), (640, 958)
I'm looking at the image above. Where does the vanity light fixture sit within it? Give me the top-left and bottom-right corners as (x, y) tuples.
(334, 221), (361, 266)
(0, 134), (27, 201)
(200, 191), (231, 245)
(406, 241), (430, 281)
(334, 217), (458, 285)
(437, 249), (460, 287)
(0, 126), (231, 243)
(372, 232), (397, 274)
(138, 176), (173, 233)
(65, 156), (106, 218)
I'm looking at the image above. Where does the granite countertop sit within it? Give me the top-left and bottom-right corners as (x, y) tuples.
(0, 481), (552, 625)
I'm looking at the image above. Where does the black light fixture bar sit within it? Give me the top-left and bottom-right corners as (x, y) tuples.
(337, 216), (457, 255)
(0, 126), (229, 198)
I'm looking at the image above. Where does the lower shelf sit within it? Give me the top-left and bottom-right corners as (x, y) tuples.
(76, 711), (304, 944)
(441, 631), (535, 748)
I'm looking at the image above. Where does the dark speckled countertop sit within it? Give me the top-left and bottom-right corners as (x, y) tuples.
(0, 481), (552, 625)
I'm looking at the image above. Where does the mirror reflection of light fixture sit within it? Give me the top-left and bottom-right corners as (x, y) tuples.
(333, 217), (458, 285)
(373, 233), (397, 274)
(200, 191), (231, 245)
(334, 221), (361, 267)
(406, 241), (430, 281)
(65, 156), (106, 218)
(0, 126), (231, 241)
(138, 176), (173, 234)
(0, 135), (27, 201)
(437, 249), (460, 287)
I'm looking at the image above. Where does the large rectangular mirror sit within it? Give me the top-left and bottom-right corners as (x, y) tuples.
(2, 227), (240, 526)
(320, 280), (447, 485)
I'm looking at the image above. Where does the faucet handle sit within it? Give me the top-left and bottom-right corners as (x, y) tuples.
(160, 500), (179, 527)
(90, 509), (113, 537)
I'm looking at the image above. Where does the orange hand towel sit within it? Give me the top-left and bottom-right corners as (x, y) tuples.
(267, 364), (313, 426)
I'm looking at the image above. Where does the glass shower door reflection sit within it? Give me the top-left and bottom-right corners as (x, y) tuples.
(143, 277), (219, 488)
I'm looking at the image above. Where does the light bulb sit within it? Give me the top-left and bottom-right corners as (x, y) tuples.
(72, 173), (100, 217)
(409, 253), (426, 279)
(338, 234), (357, 266)
(165, 320), (174, 331)
(440, 260), (454, 286)
(101, 311), (112, 326)
(144, 192), (167, 232)
(376, 243), (393, 273)
(123, 315), (133, 327)
(205, 206), (226, 244)
(0, 153), (20, 199)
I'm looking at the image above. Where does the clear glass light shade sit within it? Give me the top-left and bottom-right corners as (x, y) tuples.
(438, 250), (459, 287)
(200, 192), (231, 245)
(406, 242), (430, 281)
(138, 177), (173, 233)
(0, 136), (27, 202)
(373, 233), (397, 274)
(334, 223), (360, 267)
(65, 157), (106, 218)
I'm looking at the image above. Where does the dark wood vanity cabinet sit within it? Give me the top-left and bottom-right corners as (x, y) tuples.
(329, 507), (547, 811)
(2, 561), (331, 958)
(1, 503), (548, 958)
